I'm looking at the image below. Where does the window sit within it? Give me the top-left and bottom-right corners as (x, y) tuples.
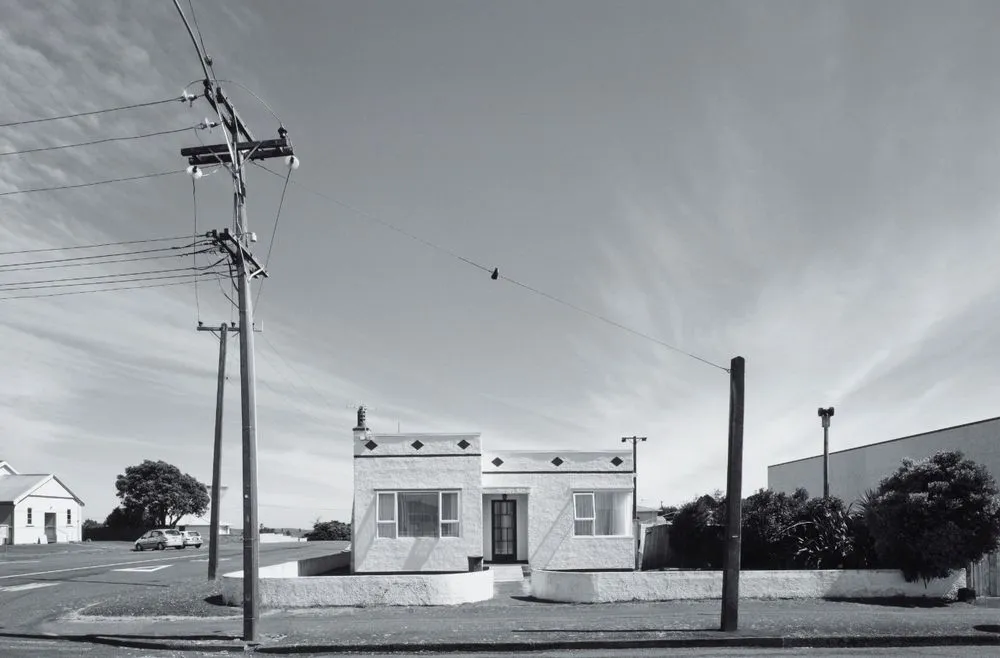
(66, 509), (72, 525)
(26, 508), (32, 525)
(573, 491), (631, 537)
(376, 491), (461, 539)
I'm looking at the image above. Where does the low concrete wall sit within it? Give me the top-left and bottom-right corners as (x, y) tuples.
(221, 551), (494, 607)
(530, 568), (967, 603)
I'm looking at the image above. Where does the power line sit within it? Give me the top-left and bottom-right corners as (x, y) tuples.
(252, 163), (729, 373)
(0, 270), (222, 294)
(0, 278), (207, 301)
(0, 126), (200, 158)
(0, 264), (223, 290)
(0, 170), (184, 198)
(253, 164), (292, 309)
(0, 234), (204, 257)
(0, 242), (211, 270)
(0, 96), (187, 130)
(192, 178), (202, 321)
(0, 248), (217, 274)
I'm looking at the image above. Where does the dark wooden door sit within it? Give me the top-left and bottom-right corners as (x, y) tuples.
(491, 499), (517, 562)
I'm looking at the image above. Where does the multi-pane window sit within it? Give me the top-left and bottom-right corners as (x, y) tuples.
(573, 491), (631, 537)
(376, 491), (461, 539)
(66, 509), (72, 525)
(26, 508), (32, 525)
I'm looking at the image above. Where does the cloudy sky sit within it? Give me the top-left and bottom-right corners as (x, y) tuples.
(2, 0), (1000, 529)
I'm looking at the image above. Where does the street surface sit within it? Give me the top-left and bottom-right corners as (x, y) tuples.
(2, 541), (1000, 656)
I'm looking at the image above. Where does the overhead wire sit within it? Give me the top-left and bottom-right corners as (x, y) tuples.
(192, 178), (202, 321)
(0, 234), (207, 257)
(0, 170), (185, 198)
(0, 96), (187, 130)
(0, 270), (222, 294)
(0, 278), (210, 302)
(0, 125), (201, 158)
(0, 262), (226, 290)
(251, 163), (730, 374)
(0, 241), (213, 270)
(253, 164), (292, 310)
(0, 248), (217, 274)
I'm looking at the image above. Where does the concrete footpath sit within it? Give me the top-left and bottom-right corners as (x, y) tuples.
(28, 582), (1000, 654)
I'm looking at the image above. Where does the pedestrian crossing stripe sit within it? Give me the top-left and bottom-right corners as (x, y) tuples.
(113, 564), (172, 573)
(0, 582), (58, 592)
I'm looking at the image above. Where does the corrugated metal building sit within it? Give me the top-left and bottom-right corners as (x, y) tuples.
(768, 416), (1000, 505)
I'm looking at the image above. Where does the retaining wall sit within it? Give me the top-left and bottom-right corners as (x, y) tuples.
(530, 568), (967, 603)
(220, 551), (494, 607)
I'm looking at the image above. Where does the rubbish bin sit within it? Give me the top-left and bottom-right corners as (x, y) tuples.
(468, 556), (483, 572)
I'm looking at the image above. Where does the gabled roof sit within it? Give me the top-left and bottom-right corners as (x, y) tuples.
(0, 475), (49, 504)
(0, 461), (18, 475)
(0, 474), (85, 506)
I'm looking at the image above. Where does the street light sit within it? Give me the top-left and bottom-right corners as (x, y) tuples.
(817, 407), (835, 498)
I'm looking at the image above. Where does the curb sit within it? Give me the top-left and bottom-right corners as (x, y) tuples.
(67, 633), (1000, 654)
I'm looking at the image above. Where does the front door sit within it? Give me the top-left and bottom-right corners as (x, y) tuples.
(491, 499), (517, 563)
(44, 513), (56, 543)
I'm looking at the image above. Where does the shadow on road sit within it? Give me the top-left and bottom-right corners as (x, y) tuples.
(0, 631), (243, 653)
(824, 597), (952, 609)
(974, 625), (1000, 634)
(511, 627), (716, 633)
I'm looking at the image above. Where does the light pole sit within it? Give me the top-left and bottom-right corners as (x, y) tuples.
(818, 407), (835, 499)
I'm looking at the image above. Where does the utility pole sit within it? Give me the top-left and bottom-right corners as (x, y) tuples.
(181, 89), (293, 644)
(721, 356), (745, 632)
(621, 435), (647, 570)
(818, 407), (835, 499)
(197, 321), (236, 581)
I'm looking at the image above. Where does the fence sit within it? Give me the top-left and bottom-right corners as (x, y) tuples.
(641, 523), (673, 570)
(967, 551), (1000, 596)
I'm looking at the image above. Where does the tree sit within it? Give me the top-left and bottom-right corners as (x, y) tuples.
(82, 519), (102, 530)
(865, 450), (1000, 583)
(114, 460), (209, 528)
(305, 519), (351, 541)
(104, 504), (148, 528)
(741, 487), (808, 569)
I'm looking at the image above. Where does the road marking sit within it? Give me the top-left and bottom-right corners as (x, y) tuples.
(113, 564), (172, 573)
(0, 552), (208, 580)
(0, 582), (59, 592)
(190, 557), (232, 563)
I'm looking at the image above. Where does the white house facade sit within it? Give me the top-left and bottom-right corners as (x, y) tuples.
(350, 408), (635, 573)
(768, 416), (1000, 505)
(0, 461), (84, 545)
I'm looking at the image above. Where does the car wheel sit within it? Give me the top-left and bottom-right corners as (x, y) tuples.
(157, 542), (165, 551)
(176, 546), (184, 550)
(136, 544), (143, 552)
(195, 544), (201, 549)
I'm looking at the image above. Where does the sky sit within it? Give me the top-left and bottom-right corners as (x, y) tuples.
(3, 0), (1000, 530)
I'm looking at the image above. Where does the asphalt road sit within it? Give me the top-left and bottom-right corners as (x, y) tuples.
(0, 539), (347, 656)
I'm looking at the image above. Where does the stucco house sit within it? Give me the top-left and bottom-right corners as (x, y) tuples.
(350, 407), (635, 573)
(0, 461), (85, 545)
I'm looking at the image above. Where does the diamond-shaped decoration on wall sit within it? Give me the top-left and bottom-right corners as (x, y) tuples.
(457, 439), (471, 450)
(610, 456), (624, 467)
(364, 440), (378, 451)
(411, 440), (424, 450)
(492, 457), (504, 467)
(551, 457), (564, 467)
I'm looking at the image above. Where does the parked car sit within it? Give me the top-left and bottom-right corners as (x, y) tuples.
(134, 529), (184, 551)
(182, 531), (203, 548)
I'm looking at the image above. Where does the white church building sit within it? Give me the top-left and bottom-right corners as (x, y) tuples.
(0, 461), (85, 545)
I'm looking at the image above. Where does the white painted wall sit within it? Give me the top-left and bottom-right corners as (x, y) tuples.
(531, 568), (967, 603)
(768, 417), (1000, 505)
(11, 481), (82, 545)
(482, 493), (528, 561)
(222, 552), (494, 607)
(353, 431), (483, 573)
(483, 451), (634, 570)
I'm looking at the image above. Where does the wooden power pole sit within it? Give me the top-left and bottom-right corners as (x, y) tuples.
(197, 321), (236, 581)
(621, 435), (647, 570)
(720, 355), (745, 632)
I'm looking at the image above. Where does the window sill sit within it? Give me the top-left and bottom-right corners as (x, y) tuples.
(572, 534), (632, 539)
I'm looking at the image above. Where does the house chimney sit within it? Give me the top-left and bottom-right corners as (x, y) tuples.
(353, 404), (369, 441)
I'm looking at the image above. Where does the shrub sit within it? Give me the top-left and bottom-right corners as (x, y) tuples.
(788, 496), (855, 568)
(741, 487), (808, 569)
(865, 451), (1000, 583)
(668, 492), (725, 568)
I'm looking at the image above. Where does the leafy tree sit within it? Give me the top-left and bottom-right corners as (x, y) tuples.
(669, 493), (725, 568)
(741, 487), (808, 569)
(788, 496), (855, 568)
(305, 519), (351, 541)
(865, 451), (1000, 583)
(104, 504), (149, 528)
(82, 519), (102, 530)
(114, 460), (209, 528)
